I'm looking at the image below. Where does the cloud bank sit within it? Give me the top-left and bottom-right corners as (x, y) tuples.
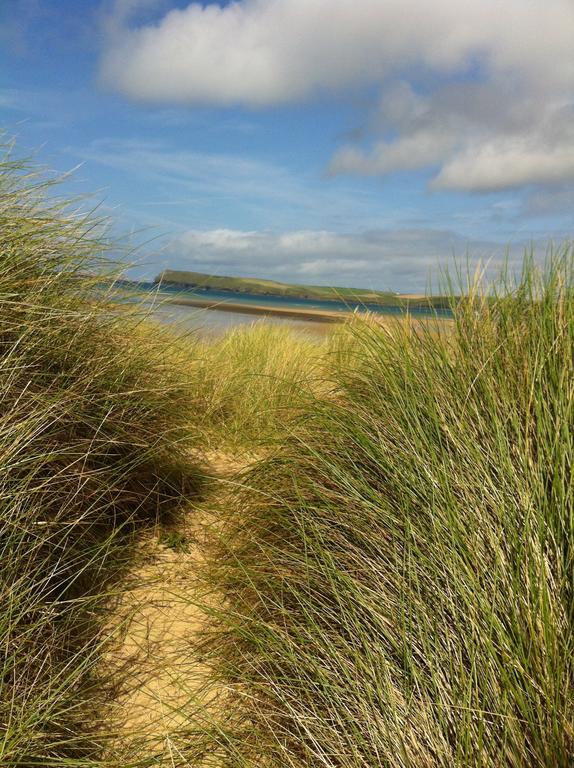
(159, 227), (542, 292)
(100, 0), (574, 192)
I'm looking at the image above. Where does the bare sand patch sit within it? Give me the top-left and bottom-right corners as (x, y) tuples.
(103, 452), (247, 764)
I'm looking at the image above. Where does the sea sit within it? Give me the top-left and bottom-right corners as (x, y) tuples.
(130, 282), (450, 337)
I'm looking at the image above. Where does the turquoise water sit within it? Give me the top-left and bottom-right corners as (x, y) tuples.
(150, 284), (449, 315)
(131, 282), (450, 336)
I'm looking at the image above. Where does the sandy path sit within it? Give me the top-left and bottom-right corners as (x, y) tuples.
(103, 452), (246, 764)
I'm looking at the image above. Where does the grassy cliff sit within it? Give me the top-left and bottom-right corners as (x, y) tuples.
(155, 268), (449, 308)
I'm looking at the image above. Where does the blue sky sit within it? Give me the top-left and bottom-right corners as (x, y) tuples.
(1, 0), (572, 290)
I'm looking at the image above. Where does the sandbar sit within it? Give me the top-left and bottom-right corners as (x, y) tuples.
(166, 296), (350, 323)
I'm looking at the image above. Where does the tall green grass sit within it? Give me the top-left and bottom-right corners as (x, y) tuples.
(192, 322), (323, 449)
(0, 149), (200, 764)
(204, 249), (574, 767)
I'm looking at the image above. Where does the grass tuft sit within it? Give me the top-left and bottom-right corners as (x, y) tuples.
(192, 322), (323, 449)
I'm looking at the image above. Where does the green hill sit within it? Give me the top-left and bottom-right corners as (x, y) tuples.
(154, 269), (447, 308)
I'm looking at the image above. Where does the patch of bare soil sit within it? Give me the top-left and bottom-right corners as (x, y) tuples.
(103, 451), (247, 764)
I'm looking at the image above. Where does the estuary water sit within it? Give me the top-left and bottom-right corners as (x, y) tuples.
(133, 283), (450, 337)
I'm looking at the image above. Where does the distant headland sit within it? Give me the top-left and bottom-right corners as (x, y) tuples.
(154, 269), (450, 310)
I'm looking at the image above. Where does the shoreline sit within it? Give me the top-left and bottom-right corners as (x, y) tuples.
(166, 296), (350, 323)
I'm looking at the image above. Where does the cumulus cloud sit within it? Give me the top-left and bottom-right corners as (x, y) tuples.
(433, 139), (574, 192)
(331, 81), (574, 191)
(99, 0), (574, 192)
(158, 226), (538, 291)
(101, 0), (573, 103)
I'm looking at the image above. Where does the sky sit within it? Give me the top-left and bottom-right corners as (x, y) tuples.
(1, 0), (572, 291)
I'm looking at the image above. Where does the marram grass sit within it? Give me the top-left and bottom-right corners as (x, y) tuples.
(0, 148), (200, 764)
(202, 248), (574, 767)
(3, 142), (573, 768)
(192, 321), (324, 449)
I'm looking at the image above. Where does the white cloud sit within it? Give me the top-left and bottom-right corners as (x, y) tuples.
(331, 83), (574, 191)
(330, 83), (574, 192)
(432, 138), (574, 192)
(99, 0), (574, 192)
(101, 0), (573, 104)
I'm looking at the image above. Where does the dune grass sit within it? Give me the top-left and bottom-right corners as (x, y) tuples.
(3, 141), (573, 767)
(0, 150), (201, 764)
(191, 322), (324, 450)
(202, 248), (574, 767)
